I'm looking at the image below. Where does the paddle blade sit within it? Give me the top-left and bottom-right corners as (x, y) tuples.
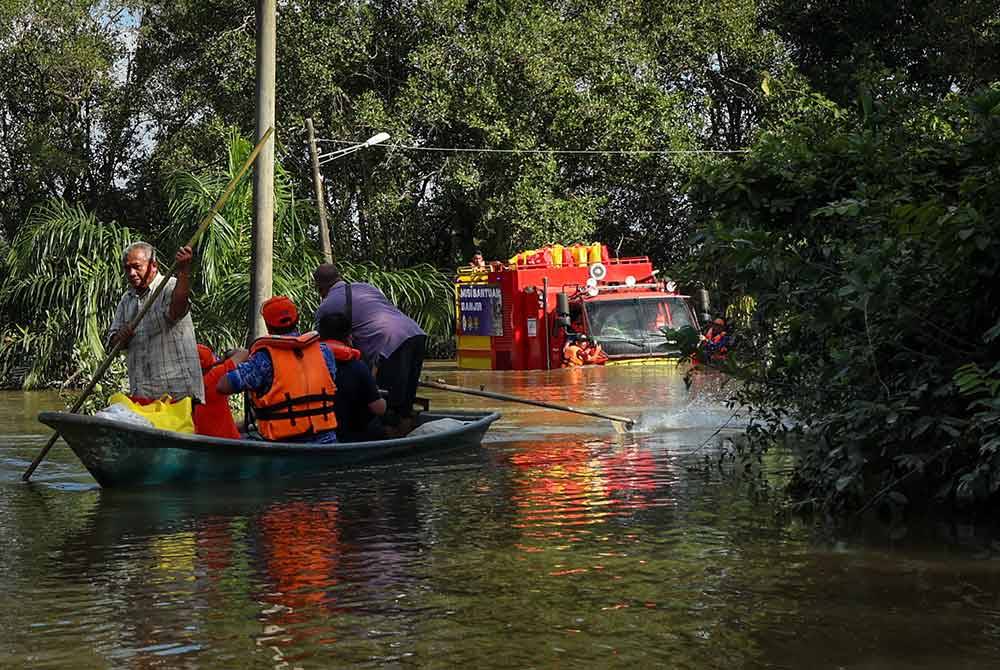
(612, 419), (633, 434)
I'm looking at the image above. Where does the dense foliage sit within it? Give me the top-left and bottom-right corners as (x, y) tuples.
(0, 0), (785, 265)
(688, 84), (1000, 514)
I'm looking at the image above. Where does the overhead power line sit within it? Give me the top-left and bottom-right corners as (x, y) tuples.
(313, 138), (747, 156)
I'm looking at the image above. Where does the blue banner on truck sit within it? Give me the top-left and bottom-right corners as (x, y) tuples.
(458, 284), (503, 336)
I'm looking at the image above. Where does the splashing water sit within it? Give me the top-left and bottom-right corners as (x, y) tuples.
(631, 405), (747, 434)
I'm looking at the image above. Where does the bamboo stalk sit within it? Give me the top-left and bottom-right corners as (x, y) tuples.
(22, 127), (275, 482)
(419, 379), (635, 432)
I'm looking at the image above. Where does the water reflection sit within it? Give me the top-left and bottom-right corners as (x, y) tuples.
(2, 370), (1000, 667)
(509, 438), (670, 535)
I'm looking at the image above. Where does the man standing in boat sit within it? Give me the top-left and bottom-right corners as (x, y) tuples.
(313, 264), (426, 434)
(217, 296), (340, 444)
(107, 242), (204, 404)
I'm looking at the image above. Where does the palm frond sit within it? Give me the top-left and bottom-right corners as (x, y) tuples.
(0, 200), (135, 387)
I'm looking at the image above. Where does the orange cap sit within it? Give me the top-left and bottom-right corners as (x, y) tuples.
(261, 295), (298, 330)
(197, 343), (216, 370)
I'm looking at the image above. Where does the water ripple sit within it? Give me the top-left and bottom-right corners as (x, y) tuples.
(3, 375), (1000, 668)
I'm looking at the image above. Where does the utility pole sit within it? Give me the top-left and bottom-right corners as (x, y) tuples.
(249, 0), (276, 341)
(306, 117), (333, 263)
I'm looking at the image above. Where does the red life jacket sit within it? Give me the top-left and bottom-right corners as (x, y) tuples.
(194, 358), (241, 439)
(319, 339), (363, 362)
(248, 332), (337, 441)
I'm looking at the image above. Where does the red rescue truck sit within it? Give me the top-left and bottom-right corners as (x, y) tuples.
(455, 244), (698, 370)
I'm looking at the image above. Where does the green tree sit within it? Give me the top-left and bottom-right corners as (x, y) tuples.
(762, 0), (1000, 106)
(687, 83), (1000, 513)
(0, 1), (173, 240)
(117, 1), (789, 267)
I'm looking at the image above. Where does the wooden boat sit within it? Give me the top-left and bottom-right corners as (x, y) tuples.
(38, 409), (500, 489)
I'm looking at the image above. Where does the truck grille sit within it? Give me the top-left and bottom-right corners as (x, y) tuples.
(598, 338), (682, 358)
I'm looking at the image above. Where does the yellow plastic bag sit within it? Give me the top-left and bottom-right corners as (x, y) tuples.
(107, 392), (195, 434)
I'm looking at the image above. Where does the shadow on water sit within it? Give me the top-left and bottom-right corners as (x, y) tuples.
(3, 372), (1000, 667)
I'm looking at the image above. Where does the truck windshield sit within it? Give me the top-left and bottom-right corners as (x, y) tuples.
(584, 297), (693, 340)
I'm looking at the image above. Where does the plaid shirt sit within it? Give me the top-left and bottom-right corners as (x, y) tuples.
(108, 272), (205, 403)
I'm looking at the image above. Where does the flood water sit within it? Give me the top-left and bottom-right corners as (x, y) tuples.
(2, 364), (1000, 668)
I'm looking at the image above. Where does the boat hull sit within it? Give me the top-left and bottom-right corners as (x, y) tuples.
(38, 410), (500, 488)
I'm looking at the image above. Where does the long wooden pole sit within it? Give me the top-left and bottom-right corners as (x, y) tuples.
(22, 128), (275, 482)
(419, 379), (635, 431)
(249, 0), (276, 341)
(306, 117), (333, 263)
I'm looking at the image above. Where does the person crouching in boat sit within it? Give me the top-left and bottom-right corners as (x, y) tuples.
(216, 296), (339, 444)
(193, 344), (243, 439)
(318, 312), (387, 442)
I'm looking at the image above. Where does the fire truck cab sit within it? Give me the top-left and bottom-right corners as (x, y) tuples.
(455, 245), (698, 370)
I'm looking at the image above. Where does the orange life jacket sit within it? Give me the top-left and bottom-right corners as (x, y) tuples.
(563, 343), (584, 367)
(584, 344), (609, 365)
(249, 332), (338, 441)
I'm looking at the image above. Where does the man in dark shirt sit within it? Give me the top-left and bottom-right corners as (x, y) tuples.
(313, 264), (426, 429)
(318, 312), (387, 442)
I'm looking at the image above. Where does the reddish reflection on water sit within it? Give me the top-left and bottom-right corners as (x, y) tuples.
(259, 501), (342, 620)
(509, 440), (672, 536)
(598, 447), (661, 501)
(196, 516), (234, 576)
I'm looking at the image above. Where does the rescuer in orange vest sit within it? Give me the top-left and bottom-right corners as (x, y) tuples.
(192, 343), (243, 439)
(562, 334), (587, 367)
(699, 316), (732, 364)
(582, 339), (609, 365)
(563, 334), (608, 367)
(216, 296), (340, 443)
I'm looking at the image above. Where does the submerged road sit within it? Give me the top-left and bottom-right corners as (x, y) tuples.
(1, 364), (999, 668)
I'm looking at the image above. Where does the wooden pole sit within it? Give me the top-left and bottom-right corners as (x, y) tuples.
(419, 379), (635, 431)
(23, 128), (275, 482)
(306, 117), (333, 264)
(250, 0), (277, 341)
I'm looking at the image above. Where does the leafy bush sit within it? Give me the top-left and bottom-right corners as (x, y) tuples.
(687, 84), (1000, 514)
(0, 201), (136, 387)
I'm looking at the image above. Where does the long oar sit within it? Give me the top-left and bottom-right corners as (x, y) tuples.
(22, 127), (275, 482)
(419, 379), (636, 432)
